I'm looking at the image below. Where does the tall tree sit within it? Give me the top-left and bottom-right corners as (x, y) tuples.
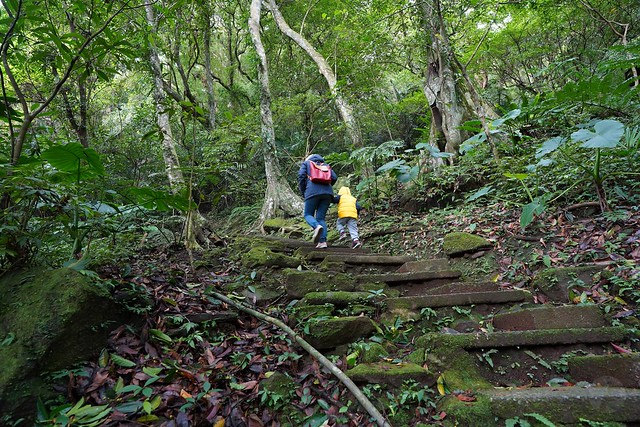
(145, 2), (208, 250)
(1, 0), (130, 165)
(420, 0), (473, 158)
(265, 0), (362, 149)
(248, 0), (304, 228)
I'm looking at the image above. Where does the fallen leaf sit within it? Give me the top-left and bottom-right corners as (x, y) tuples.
(180, 389), (192, 399)
(611, 343), (631, 354)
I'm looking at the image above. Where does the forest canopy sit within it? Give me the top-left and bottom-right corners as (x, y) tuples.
(1, 0), (638, 269)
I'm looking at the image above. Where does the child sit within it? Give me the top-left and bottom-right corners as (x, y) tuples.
(333, 186), (362, 249)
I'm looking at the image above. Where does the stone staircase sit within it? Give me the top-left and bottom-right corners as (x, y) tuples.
(240, 235), (640, 426)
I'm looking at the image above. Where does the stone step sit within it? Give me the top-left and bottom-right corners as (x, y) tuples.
(295, 246), (372, 255)
(357, 270), (461, 285)
(422, 281), (501, 295)
(346, 362), (436, 387)
(395, 258), (451, 273)
(568, 353), (640, 388)
(485, 386), (640, 424)
(306, 253), (415, 265)
(417, 326), (628, 350)
(387, 289), (532, 310)
(256, 236), (372, 253)
(492, 304), (606, 331)
(303, 291), (374, 307)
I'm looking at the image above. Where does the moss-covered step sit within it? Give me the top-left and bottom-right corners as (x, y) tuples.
(284, 270), (357, 298)
(295, 246), (372, 256)
(416, 326), (628, 350)
(305, 316), (377, 350)
(302, 291), (376, 307)
(357, 270), (461, 285)
(568, 353), (640, 388)
(307, 253), (415, 265)
(241, 246), (301, 269)
(492, 304), (606, 331)
(485, 386), (640, 424)
(346, 362), (436, 387)
(386, 289), (532, 310)
(396, 258), (451, 273)
(421, 281), (501, 295)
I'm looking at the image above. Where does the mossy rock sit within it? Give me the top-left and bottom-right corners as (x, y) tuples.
(359, 342), (389, 363)
(443, 232), (492, 257)
(263, 218), (307, 237)
(0, 268), (139, 419)
(347, 362), (435, 387)
(302, 291), (372, 307)
(241, 246), (301, 269)
(290, 303), (335, 320)
(306, 316), (376, 350)
(532, 265), (605, 302)
(284, 270), (356, 298)
(261, 371), (296, 396)
(440, 394), (496, 427)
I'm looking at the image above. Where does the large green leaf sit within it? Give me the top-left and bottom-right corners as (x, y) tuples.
(536, 137), (564, 158)
(41, 143), (105, 175)
(570, 119), (624, 149)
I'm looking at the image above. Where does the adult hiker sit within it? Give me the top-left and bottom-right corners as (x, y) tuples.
(298, 154), (337, 248)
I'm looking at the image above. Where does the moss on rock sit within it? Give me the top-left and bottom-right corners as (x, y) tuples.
(284, 270), (356, 298)
(443, 232), (492, 257)
(241, 246), (301, 269)
(302, 291), (372, 307)
(346, 362), (436, 387)
(0, 268), (138, 419)
(306, 316), (376, 349)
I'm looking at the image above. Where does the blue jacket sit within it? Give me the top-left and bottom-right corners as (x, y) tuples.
(298, 154), (337, 200)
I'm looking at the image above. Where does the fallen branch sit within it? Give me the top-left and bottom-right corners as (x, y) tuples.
(208, 290), (392, 427)
(565, 201), (600, 211)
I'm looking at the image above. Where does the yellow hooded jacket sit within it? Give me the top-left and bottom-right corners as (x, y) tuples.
(337, 187), (358, 219)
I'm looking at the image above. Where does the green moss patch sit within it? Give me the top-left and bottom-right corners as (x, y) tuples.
(346, 362), (436, 387)
(443, 232), (492, 257)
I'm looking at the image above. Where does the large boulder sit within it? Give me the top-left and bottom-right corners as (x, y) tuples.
(0, 268), (139, 419)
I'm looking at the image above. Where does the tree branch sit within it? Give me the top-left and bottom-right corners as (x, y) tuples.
(208, 290), (392, 427)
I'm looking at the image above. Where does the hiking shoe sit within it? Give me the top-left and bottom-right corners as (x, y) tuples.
(316, 242), (328, 249)
(352, 239), (362, 249)
(338, 232), (347, 241)
(312, 225), (323, 243)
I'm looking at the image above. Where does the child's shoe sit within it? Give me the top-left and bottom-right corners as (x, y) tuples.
(338, 231), (347, 241)
(316, 242), (328, 249)
(352, 239), (362, 249)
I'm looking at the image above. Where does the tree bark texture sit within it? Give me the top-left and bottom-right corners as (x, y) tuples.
(421, 0), (471, 158)
(249, 0), (304, 229)
(266, 0), (362, 148)
(145, 3), (185, 193)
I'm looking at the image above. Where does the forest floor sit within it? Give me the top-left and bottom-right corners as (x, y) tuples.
(66, 202), (639, 427)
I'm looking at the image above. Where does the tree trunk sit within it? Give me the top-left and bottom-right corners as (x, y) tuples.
(249, 0), (304, 231)
(203, 18), (218, 129)
(145, 2), (205, 250)
(265, 0), (362, 148)
(421, 0), (472, 160)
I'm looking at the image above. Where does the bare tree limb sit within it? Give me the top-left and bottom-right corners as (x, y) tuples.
(208, 290), (392, 427)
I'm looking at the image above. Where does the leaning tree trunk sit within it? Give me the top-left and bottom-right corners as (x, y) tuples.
(249, 0), (304, 231)
(146, 2), (206, 250)
(421, 0), (472, 161)
(265, 0), (362, 148)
